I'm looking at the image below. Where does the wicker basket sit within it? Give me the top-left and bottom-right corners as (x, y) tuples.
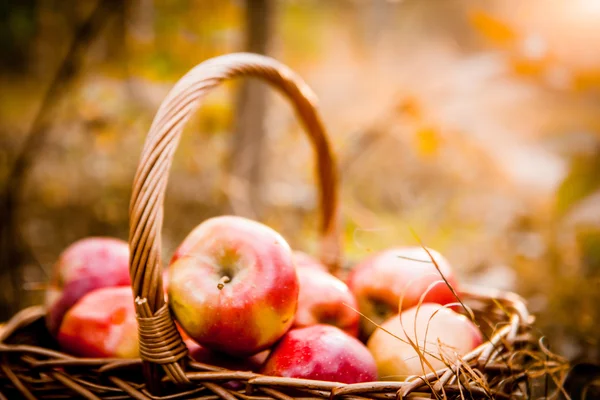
(0, 53), (568, 399)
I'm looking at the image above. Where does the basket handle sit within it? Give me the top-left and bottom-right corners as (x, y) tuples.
(128, 52), (341, 388)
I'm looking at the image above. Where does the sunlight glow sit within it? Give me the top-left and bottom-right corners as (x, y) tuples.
(576, 0), (600, 14)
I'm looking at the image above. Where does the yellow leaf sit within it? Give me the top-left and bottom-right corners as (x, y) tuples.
(469, 10), (517, 46)
(511, 58), (547, 78)
(415, 127), (440, 158)
(572, 69), (600, 91)
(397, 97), (422, 120)
(94, 125), (117, 151)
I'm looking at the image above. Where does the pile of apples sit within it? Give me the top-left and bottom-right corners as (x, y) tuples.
(45, 215), (484, 383)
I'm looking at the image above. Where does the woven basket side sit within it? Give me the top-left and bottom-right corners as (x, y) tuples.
(0, 287), (561, 399)
(127, 52), (341, 391)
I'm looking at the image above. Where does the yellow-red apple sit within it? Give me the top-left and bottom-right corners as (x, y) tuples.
(45, 237), (131, 336)
(294, 267), (359, 336)
(168, 215), (299, 357)
(57, 286), (139, 358)
(367, 303), (483, 379)
(347, 246), (458, 340)
(261, 324), (377, 383)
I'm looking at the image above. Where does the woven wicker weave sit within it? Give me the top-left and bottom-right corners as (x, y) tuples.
(0, 53), (566, 399)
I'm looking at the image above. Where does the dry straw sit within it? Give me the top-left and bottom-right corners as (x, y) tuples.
(0, 53), (569, 399)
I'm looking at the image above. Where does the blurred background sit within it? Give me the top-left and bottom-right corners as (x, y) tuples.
(1, 0), (599, 367)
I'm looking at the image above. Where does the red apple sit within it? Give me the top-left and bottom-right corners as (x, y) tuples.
(185, 337), (269, 390)
(167, 215), (299, 357)
(175, 319), (267, 372)
(367, 303), (483, 379)
(293, 251), (328, 271)
(185, 338), (268, 371)
(261, 324), (377, 384)
(294, 267), (359, 336)
(57, 286), (139, 358)
(347, 246), (458, 340)
(45, 237), (131, 336)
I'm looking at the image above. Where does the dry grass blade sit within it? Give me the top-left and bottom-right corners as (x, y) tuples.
(342, 303), (450, 360)
(397, 294), (442, 388)
(407, 236), (516, 384)
(410, 231), (465, 313)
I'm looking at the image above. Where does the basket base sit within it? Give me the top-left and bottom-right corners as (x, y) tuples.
(0, 292), (574, 400)
(2, 309), (59, 350)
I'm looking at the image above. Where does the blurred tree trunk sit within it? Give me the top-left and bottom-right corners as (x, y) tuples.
(0, 0), (122, 321)
(227, 0), (274, 219)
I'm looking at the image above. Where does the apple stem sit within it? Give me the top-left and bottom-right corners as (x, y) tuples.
(217, 276), (231, 290)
